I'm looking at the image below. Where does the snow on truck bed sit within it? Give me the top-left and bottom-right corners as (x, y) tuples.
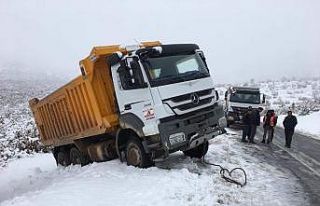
(0, 131), (307, 206)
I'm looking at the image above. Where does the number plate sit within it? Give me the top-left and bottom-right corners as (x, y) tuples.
(169, 133), (186, 145)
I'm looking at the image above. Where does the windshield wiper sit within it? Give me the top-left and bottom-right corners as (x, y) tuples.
(181, 70), (209, 79)
(155, 75), (185, 83)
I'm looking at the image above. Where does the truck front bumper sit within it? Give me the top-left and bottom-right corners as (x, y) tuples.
(154, 103), (225, 157)
(226, 111), (245, 126)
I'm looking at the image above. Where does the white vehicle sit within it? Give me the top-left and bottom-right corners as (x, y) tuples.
(30, 42), (227, 168)
(224, 87), (266, 126)
(111, 44), (227, 165)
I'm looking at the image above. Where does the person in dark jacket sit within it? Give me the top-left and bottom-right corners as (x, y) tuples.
(283, 111), (297, 148)
(248, 108), (261, 143)
(242, 107), (252, 142)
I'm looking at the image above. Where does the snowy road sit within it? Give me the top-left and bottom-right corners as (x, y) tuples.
(0, 131), (309, 206)
(256, 127), (320, 205)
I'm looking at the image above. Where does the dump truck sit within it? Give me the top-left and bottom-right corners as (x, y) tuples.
(224, 86), (266, 126)
(29, 41), (226, 168)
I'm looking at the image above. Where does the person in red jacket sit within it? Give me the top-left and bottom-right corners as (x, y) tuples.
(261, 110), (277, 144)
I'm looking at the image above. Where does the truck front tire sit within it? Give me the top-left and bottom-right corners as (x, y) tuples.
(183, 141), (209, 158)
(126, 138), (153, 168)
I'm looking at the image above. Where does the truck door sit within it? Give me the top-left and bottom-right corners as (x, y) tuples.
(112, 56), (155, 123)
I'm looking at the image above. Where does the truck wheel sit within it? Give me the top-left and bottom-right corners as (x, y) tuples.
(103, 140), (117, 160)
(70, 147), (90, 166)
(125, 139), (153, 168)
(57, 151), (71, 166)
(183, 141), (209, 158)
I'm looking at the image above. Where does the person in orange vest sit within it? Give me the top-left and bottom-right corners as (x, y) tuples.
(261, 110), (277, 144)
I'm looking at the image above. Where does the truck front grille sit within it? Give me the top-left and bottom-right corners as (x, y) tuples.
(170, 89), (212, 102)
(231, 106), (248, 114)
(163, 88), (216, 115)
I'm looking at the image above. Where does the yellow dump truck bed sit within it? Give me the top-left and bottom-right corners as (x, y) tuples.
(29, 41), (161, 147)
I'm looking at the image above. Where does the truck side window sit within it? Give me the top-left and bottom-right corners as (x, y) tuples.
(118, 58), (147, 90)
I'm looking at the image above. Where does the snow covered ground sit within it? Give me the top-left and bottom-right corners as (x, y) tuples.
(0, 130), (308, 206)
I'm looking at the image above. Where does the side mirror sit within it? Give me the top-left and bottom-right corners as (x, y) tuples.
(117, 58), (147, 90)
(125, 56), (138, 68)
(262, 94), (266, 103)
(196, 50), (206, 60)
(215, 90), (219, 100)
(196, 50), (208, 68)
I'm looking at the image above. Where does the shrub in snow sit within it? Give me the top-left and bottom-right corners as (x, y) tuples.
(0, 78), (61, 167)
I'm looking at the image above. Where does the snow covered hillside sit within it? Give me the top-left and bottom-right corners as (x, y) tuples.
(0, 72), (63, 167)
(259, 78), (320, 138)
(259, 78), (320, 115)
(0, 132), (308, 206)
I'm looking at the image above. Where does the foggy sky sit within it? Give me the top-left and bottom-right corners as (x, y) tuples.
(0, 0), (319, 83)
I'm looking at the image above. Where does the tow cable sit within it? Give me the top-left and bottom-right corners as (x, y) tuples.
(201, 157), (247, 187)
(200, 138), (248, 187)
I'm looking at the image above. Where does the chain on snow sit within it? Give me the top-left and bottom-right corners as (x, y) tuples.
(201, 157), (247, 187)
(200, 135), (247, 187)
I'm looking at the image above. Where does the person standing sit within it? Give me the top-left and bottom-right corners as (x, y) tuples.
(283, 111), (297, 148)
(262, 110), (277, 144)
(268, 111), (277, 143)
(248, 108), (261, 143)
(241, 107), (252, 142)
(262, 110), (272, 143)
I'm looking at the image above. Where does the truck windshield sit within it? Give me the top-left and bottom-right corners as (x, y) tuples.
(142, 53), (210, 87)
(230, 92), (261, 104)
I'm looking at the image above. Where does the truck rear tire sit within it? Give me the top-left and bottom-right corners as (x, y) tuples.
(70, 147), (90, 166)
(183, 141), (209, 158)
(103, 140), (118, 160)
(57, 151), (71, 166)
(125, 138), (153, 168)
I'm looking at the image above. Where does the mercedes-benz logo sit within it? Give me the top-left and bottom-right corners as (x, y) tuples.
(191, 93), (200, 105)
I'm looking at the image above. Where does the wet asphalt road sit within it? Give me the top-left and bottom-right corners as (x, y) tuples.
(255, 127), (320, 205)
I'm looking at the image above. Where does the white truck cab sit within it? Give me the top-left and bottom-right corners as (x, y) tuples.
(107, 44), (226, 166)
(224, 86), (267, 127)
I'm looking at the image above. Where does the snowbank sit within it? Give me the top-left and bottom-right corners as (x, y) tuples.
(0, 131), (307, 206)
(278, 112), (320, 139)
